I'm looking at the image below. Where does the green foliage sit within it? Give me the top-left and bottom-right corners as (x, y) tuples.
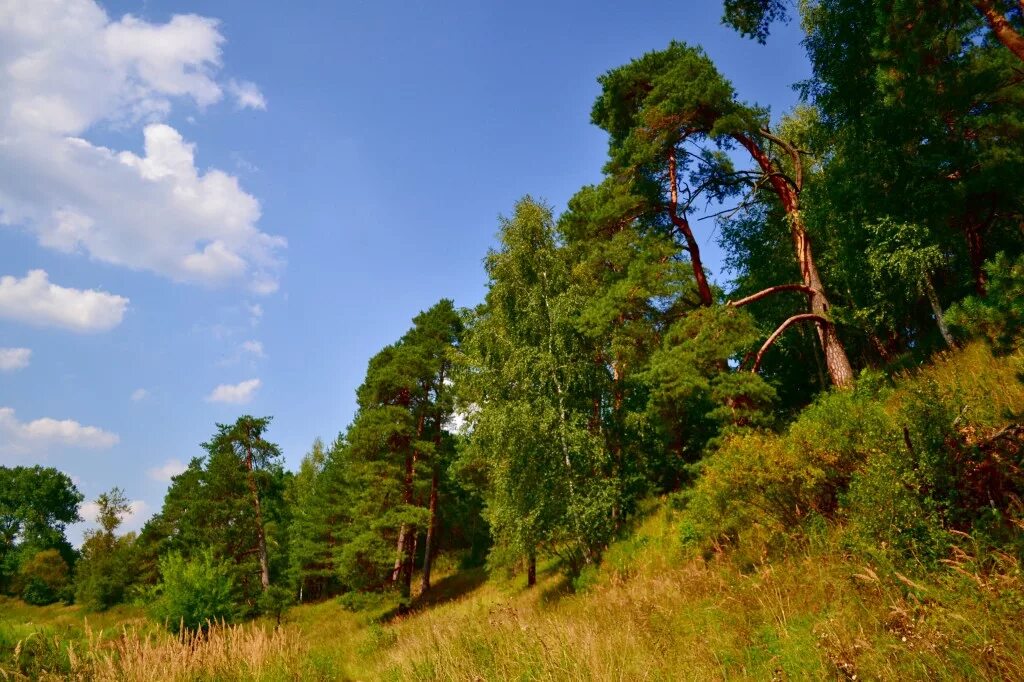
(286, 438), (340, 602)
(947, 253), (1024, 353)
(683, 343), (1024, 566)
(721, 0), (789, 43)
(461, 197), (617, 578)
(150, 549), (238, 633)
(257, 584), (294, 624)
(18, 549), (71, 606)
(331, 299), (463, 603)
(0, 466), (81, 594)
(2, 9), (1021, 659)
(645, 305), (776, 455)
(74, 488), (139, 611)
(138, 417), (288, 613)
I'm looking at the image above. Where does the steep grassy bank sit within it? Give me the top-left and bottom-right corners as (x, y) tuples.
(3, 503), (1022, 681)
(3, 343), (1022, 681)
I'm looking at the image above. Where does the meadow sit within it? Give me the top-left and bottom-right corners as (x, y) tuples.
(4, 498), (1022, 681)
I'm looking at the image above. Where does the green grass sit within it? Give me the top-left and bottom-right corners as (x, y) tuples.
(3, 343), (1022, 680)
(2, 507), (1023, 680)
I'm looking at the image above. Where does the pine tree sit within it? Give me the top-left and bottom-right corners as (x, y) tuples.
(335, 301), (461, 607)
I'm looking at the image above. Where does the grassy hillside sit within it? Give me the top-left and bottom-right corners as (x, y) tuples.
(3, 503), (1022, 680)
(3, 343), (1022, 680)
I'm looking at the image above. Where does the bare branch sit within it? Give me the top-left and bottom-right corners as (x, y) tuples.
(727, 283), (815, 307)
(668, 147), (713, 306)
(751, 313), (828, 373)
(757, 127), (804, 192)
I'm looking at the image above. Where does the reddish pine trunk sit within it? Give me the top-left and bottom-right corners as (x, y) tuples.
(244, 441), (270, 591)
(735, 134), (855, 389)
(420, 368), (447, 594)
(973, 0), (1024, 63)
(527, 548), (537, 587)
(392, 410), (427, 584)
(668, 151), (714, 307)
(420, 467), (440, 593)
(965, 222), (988, 296)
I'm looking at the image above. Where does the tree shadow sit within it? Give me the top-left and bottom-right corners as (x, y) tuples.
(378, 566), (488, 622)
(538, 574), (574, 605)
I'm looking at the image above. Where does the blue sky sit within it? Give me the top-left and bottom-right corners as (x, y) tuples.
(0, 0), (810, 542)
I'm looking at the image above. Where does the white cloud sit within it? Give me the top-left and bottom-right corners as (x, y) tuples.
(245, 302), (263, 326)
(123, 500), (149, 529)
(206, 378), (260, 404)
(0, 347), (31, 371)
(241, 339), (265, 357)
(227, 79), (267, 110)
(0, 406), (119, 456)
(78, 500), (100, 524)
(0, 0), (283, 293)
(0, 270), (128, 332)
(130, 388), (149, 401)
(148, 458), (186, 481)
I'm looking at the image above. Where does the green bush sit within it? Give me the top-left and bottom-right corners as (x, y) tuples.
(680, 343), (1024, 567)
(947, 253), (1024, 354)
(149, 549), (238, 633)
(18, 550), (71, 606)
(257, 584), (294, 625)
(74, 536), (137, 611)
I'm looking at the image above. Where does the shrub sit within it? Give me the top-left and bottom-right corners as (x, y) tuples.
(18, 550), (71, 606)
(149, 549), (238, 633)
(680, 343), (1024, 567)
(257, 584), (295, 625)
(681, 384), (896, 555)
(947, 253), (1024, 354)
(74, 536), (137, 611)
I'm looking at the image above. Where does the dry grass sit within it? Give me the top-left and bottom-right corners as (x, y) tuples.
(369, 507), (1024, 681)
(80, 621), (307, 682)
(3, 619), (310, 682)
(3, 345), (1021, 680)
(3, 509), (1022, 681)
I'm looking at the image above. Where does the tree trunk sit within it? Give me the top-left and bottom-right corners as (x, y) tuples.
(391, 525), (406, 582)
(397, 531), (416, 612)
(965, 221), (988, 296)
(973, 0), (1024, 63)
(420, 467), (440, 593)
(527, 548), (537, 587)
(668, 150), (714, 306)
(735, 133), (855, 389)
(392, 410), (426, 583)
(923, 273), (956, 349)
(244, 442), (271, 591)
(420, 364), (448, 594)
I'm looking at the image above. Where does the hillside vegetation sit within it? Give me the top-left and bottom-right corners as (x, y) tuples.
(3, 343), (1022, 680)
(3, 1), (1024, 680)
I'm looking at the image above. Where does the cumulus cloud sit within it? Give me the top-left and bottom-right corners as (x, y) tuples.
(0, 406), (119, 456)
(206, 378), (260, 404)
(130, 388), (149, 401)
(0, 0), (283, 292)
(227, 79), (267, 110)
(0, 347), (31, 371)
(0, 270), (128, 332)
(148, 458), (186, 481)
